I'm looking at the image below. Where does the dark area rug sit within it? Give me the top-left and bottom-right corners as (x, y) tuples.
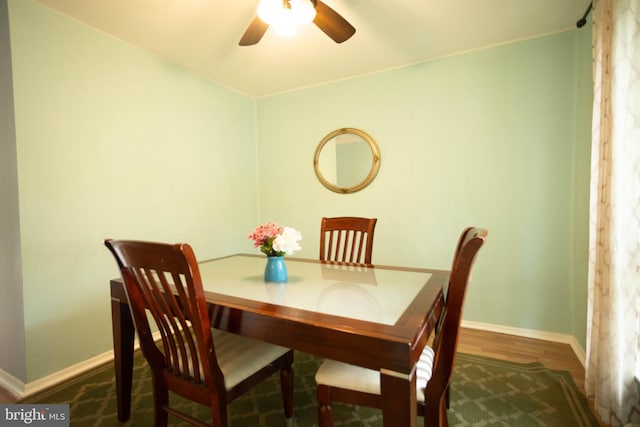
(22, 351), (600, 426)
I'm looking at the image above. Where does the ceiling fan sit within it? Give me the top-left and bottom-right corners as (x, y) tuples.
(239, 0), (356, 46)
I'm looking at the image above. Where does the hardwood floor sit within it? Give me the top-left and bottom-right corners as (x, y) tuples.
(456, 327), (586, 392)
(0, 327), (595, 416)
(457, 327), (608, 426)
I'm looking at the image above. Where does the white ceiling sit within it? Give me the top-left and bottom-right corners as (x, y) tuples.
(35, 0), (590, 98)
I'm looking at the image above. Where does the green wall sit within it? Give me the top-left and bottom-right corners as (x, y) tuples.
(8, 0), (258, 381)
(256, 31), (592, 344)
(4, 0), (592, 384)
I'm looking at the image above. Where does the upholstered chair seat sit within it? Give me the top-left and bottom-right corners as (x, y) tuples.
(211, 329), (291, 390)
(315, 346), (435, 401)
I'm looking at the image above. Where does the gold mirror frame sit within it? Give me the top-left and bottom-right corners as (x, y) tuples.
(313, 128), (381, 194)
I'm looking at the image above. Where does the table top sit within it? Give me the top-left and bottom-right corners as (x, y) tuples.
(191, 254), (448, 353)
(198, 254), (433, 326)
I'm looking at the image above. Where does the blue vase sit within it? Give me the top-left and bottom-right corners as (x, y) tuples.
(264, 256), (288, 283)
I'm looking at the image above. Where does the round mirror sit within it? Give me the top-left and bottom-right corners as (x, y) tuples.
(313, 128), (381, 194)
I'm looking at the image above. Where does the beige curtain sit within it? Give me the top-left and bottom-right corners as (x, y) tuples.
(586, 0), (640, 425)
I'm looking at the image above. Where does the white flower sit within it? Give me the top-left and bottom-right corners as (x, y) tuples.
(272, 226), (302, 255)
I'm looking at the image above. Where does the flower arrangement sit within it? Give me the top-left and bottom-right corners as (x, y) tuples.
(248, 222), (302, 257)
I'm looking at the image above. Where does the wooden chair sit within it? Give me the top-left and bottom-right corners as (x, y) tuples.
(319, 217), (377, 264)
(104, 240), (294, 427)
(315, 227), (488, 427)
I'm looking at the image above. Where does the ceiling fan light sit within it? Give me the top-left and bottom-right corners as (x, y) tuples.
(290, 0), (316, 25)
(257, 0), (316, 31)
(257, 0), (280, 24)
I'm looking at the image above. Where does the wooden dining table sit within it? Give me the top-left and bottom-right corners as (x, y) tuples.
(109, 254), (447, 427)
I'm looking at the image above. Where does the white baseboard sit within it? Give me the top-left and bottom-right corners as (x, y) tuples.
(11, 334), (153, 400)
(461, 320), (587, 367)
(1, 349), (117, 401)
(3, 348), (136, 400)
(2, 325), (586, 400)
(22, 351), (116, 398)
(0, 368), (25, 400)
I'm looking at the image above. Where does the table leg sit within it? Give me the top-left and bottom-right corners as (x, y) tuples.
(380, 369), (417, 427)
(111, 297), (135, 422)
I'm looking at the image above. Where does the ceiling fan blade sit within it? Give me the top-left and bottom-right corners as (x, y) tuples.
(239, 16), (269, 46)
(313, 0), (355, 43)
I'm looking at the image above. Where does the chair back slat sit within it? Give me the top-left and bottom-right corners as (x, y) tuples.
(320, 217), (377, 264)
(424, 227), (488, 404)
